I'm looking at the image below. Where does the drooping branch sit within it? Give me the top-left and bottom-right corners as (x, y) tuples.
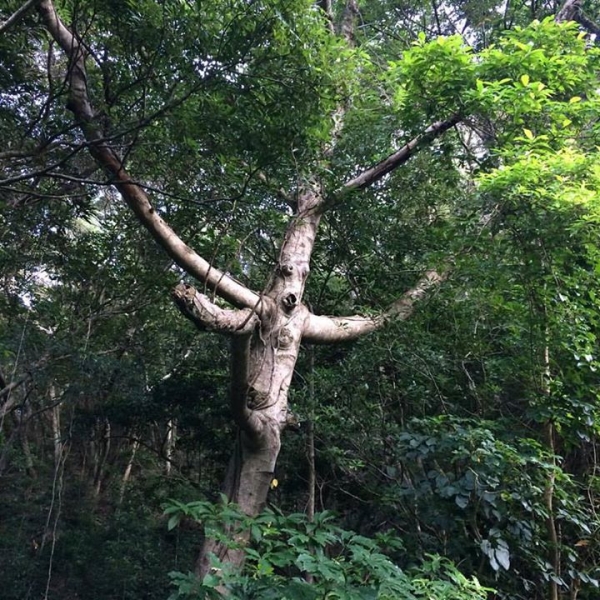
(318, 0), (335, 35)
(37, 0), (259, 309)
(173, 282), (259, 431)
(302, 269), (446, 343)
(332, 114), (462, 200)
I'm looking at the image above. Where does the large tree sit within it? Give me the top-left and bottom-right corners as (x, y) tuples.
(2, 0), (600, 586)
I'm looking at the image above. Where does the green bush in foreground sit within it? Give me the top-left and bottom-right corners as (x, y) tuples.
(165, 498), (492, 599)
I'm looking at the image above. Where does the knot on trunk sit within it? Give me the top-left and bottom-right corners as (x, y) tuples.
(277, 327), (294, 348)
(279, 263), (294, 277)
(247, 387), (270, 411)
(282, 293), (298, 312)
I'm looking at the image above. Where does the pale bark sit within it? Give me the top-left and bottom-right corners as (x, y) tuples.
(165, 419), (176, 476)
(556, 0), (600, 36)
(340, 0), (360, 46)
(172, 284), (260, 334)
(50, 390), (61, 466)
(93, 419), (111, 496)
(119, 436), (139, 504)
(19, 420), (37, 478)
(556, 0), (582, 23)
(303, 269), (446, 343)
(542, 330), (560, 600)
(318, 0), (335, 34)
(0, 376), (30, 417)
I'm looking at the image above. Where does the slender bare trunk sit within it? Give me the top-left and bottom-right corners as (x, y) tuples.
(306, 348), (316, 522)
(544, 419), (559, 600)
(20, 417), (37, 478)
(165, 418), (177, 476)
(304, 349), (316, 585)
(541, 334), (559, 600)
(119, 435), (139, 505)
(93, 419), (111, 496)
(306, 420), (316, 521)
(50, 386), (62, 466)
(0, 424), (19, 476)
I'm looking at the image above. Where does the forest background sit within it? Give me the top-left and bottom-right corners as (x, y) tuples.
(2, 0), (600, 599)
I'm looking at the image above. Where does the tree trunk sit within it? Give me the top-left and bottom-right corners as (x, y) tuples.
(306, 348), (316, 522)
(195, 431), (280, 575)
(93, 418), (111, 497)
(119, 435), (139, 505)
(165, 418), (177, 476)
(192, 187), (322, 577)
(50, 386), (62, 466)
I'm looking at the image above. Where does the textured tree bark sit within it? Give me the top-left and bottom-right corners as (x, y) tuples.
(186, 187), (322, 576)
(556, 0), (600, 36)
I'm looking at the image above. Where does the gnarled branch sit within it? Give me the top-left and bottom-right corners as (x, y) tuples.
(172, 283), (260, 334)
(302, 269), (446, 343)
(556, 0), (599, 35)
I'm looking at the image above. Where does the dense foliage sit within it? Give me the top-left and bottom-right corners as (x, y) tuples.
(2, 0), (600, 598)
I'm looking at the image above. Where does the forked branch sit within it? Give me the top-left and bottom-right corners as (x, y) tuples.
(37, 0), (259, 309)
(172, 283), (260, 334)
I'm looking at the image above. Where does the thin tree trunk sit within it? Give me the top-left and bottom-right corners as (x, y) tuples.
(306, 348), (316, 522)
(0, 424), (19, 476)
(306, 420), (316, 521)
(304, 348), (316, 584)
(544, 420), (559, 600)
(93, 419), (111, 497)
(49, 386), (62, 466)
(541, 328), (559, 600)
(119, 436), (139, 505)
(165, 418), (177, 476)
(20, 416), (37, 478)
